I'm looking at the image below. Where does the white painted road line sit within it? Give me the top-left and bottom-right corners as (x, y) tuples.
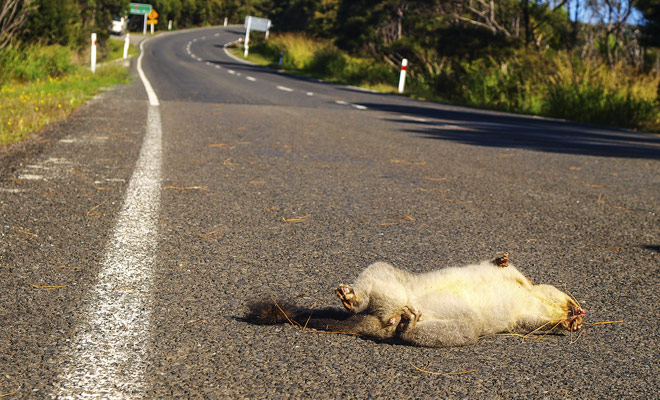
(401, 115), (428, 122)
(277, 86), (294, 92)
(222, 41), (255, 65)
(306, 92), (314, 96)
(227, 69), (236, 74)
(246, 76), (256, 81)
(54, 38), (163, 399)
(137, 40), (159, 107)
(335, 100), (367, 110)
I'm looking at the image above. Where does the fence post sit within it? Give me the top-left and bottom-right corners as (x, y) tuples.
(398, 59), (408, 93)
(91, 33), (97, 73)
(244, 16), (252, 57)
(123, 33), (130, 59)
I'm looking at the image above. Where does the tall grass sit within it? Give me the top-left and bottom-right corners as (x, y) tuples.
(242, 33), (659, 132)
(250, 33), (397, 87)
(543, 54), (659, 130)
(430, 52), (659, 130)
(0, 44), (76, 84)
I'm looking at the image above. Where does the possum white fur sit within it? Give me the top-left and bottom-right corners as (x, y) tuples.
(247, 255), (585, 347)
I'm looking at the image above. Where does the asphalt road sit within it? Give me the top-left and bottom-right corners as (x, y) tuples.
(1, 26), (659, 399)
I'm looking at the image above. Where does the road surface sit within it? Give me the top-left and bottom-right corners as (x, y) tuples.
(1, 26), (659, 398)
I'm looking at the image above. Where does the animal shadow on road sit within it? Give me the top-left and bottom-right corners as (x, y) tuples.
(643, 245), (660, 254)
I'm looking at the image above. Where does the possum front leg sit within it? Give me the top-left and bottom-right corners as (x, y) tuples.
(396, 308), (479, 347)
(336, 284), (363, 312)
(336, 283), (407, 328)
(336, 262), (410, 317)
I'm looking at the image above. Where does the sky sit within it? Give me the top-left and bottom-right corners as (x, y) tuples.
(566, 0), (646, 25)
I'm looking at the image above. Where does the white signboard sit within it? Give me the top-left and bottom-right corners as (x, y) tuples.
(243, 16), (272, 57)
(244, 16), (271, 32)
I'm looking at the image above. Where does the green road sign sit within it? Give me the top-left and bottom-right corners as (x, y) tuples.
(129, 3), (152, 15)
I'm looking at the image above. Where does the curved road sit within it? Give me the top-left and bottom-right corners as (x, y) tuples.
(1, 26), (659, 398)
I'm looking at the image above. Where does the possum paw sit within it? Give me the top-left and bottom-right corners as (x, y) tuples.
(335, 284), (358, 311)
(492, 253), (509, 268)
(396, 306), (421, 333)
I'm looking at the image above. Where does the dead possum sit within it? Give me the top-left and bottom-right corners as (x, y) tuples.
(247, 254), (585, 347)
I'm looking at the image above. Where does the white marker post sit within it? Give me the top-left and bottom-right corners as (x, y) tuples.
(244, 16), (252, 57)
(398, 58), (408, 93)
(150, 21), (154, 34)
(91, 33), (97, 73)
(123, 33), (130, 59)
(168, 20), (172, 30)
(224, 17), (228, 27)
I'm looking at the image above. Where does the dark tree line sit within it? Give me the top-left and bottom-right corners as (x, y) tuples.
(2, 0), (658, 64)
(1, 0), (129, 48)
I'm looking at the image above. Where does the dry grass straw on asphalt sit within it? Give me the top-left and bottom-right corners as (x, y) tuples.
(0, 392), (17, 398)
(410, 361), (479, 376)
(378, 213), (415, 226)
(569, 319), (625, 344)
(164, 186), (209, 191)
(198, 229), (222, 239)
(51, 265), (83, 270)
(282, 215), (311, 223)
(86, 199), (107, 216)
(12, 227), (37, 237)
(31, 284), (68, 289)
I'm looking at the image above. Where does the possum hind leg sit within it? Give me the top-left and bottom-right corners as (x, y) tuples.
(396, 308), (479, 348)
(305, 313), (400, 339)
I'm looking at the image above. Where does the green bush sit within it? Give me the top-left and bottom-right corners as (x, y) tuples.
(0, 44), (75, 84)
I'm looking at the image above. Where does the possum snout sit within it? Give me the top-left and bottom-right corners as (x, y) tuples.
(563, 304), (586, 331)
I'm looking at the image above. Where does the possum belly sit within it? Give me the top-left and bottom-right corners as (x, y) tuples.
(411, 265), (539, 336)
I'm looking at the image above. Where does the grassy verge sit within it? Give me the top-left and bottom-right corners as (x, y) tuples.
(0, 39), (134, 145)
(230, 33), (660, 132)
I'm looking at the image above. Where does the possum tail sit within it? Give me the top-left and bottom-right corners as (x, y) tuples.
(245, 300), (350, 326)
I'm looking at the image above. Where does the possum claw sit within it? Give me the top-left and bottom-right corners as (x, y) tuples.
(493, 253), (509, 268)
(396, 306), (421, 333)
(335, 284), (358, 311)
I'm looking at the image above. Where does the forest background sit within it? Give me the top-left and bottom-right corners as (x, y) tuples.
(1, 0), (660, 137)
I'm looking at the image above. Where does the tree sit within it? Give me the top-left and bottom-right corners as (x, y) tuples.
(0, 0), (33, 50)
(21, 0), (128, 47)
(22, 0), (77, 45)
(636, 0), (660, 46)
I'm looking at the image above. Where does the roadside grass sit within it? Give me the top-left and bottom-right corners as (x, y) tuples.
(230, 33), (659, 132)
(0, 39), (134, 145)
